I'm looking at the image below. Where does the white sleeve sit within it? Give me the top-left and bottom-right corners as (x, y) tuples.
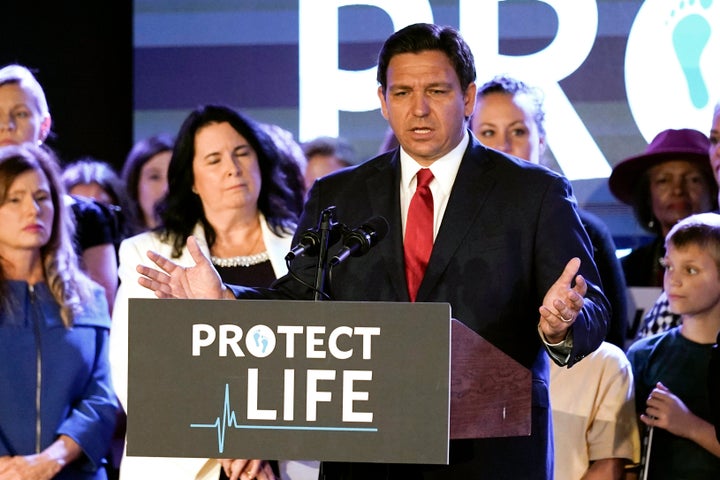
(109, 234), (157, 411)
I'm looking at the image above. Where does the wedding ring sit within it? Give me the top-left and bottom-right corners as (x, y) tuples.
(559, 314), (572, 323)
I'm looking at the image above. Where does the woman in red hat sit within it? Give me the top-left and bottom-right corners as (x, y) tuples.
(609, 128), (718, 287)
(636, 105), (720, 340)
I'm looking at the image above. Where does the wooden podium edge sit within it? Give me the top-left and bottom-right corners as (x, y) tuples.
(450, 319), (532, 439)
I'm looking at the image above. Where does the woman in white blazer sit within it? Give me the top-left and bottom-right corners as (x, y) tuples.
(110, 105), (311, 480)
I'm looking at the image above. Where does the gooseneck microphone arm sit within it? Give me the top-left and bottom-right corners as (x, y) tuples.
(284, 209), (389, 301)
(313, 206), (337, 301)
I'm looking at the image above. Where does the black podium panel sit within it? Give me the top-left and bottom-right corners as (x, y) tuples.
(127, 299), (451, 464)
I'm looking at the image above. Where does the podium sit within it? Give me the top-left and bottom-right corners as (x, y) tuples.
(127, 299), (530, 464)
(450, 319), (531, 439)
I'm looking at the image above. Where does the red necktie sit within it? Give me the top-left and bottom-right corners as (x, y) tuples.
(404, 168), (434, 302)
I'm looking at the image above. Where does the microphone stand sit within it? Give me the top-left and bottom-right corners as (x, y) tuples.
(313, 206), (336, 301)
(639, 425), (654, 480)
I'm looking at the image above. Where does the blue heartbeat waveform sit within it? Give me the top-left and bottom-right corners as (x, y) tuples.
(190, 384), (378, 454)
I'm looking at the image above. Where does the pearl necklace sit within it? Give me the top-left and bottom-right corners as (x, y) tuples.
(211, 251), (270, 268)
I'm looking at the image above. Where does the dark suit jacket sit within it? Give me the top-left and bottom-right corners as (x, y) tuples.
(236, 135), (609, 479)
(621, 237), (665, 287)
(579, 209), (628, 348)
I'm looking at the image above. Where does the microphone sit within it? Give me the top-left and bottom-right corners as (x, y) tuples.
(329, 216), (389, 266)
(285, 229), (321, 261)
(285, 207), (342, 261)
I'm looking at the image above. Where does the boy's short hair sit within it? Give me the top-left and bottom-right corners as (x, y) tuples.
(666, 212), (720, 274)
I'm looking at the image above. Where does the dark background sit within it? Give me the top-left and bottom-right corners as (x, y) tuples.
(2, 2), (133, 171)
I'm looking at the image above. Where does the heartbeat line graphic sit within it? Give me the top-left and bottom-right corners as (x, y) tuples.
(190, 384), (378, 454)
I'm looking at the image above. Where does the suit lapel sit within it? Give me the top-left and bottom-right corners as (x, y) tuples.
(416, 140), (498, 301)
(365, 150), (409, 301)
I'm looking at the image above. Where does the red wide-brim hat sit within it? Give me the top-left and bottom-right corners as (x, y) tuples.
(608, 128), (711, 205)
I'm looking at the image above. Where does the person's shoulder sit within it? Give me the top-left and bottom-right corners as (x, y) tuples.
(67, 194), (120, 250)
(627, 330), (668, 358)
(72, 282), (112, 329)
(68, 194), (114, 223)
(621, 238), (660, 270)
(315, 149), (395, 187)
(468, 139), (565, 183)
(120, 228), (160, 244)
(118, 229), (168, 258)
(578, 208), (617, 247)
(467, 136), (531, 165)
(589, 341), (631, 368)
(578, 209), (608, 231)
(346, 149), (395, 173)
(623, 238), (660, 258)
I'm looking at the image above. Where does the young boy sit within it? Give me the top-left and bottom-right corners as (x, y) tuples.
(627, 212), (720, 478)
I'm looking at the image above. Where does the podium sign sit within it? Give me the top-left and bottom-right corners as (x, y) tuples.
(127, 299), (452, 464)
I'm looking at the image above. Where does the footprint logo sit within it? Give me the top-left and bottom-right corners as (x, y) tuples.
(246, 324), (275, 357)
(253, 330), (269, 353)
(668, 0), (713, 108)
(626, 0), (718, 142)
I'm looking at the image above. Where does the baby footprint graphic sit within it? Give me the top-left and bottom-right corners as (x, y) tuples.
(670, 0), (713, 108)
(253, 330), (269, 353)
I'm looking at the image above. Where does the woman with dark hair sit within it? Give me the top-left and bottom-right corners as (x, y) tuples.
(259, 122), (307, 215)
(61, 158), (132, 254)
(0, 144), (117, 480)
(120, 133), (174, 233)
(62, 158), (126, 208)
(110, 105), (305, 480)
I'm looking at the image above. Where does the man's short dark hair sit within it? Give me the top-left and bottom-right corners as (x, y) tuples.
(377, 23), (476, 94)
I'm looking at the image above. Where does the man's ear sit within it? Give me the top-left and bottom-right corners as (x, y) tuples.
(377, 86), (389, 120)
(463, 82), (477, 119)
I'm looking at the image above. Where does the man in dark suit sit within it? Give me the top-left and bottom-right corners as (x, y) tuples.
(138, 23), (609, 480)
